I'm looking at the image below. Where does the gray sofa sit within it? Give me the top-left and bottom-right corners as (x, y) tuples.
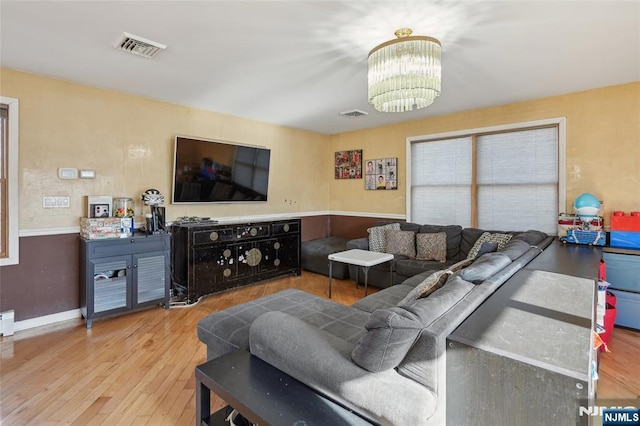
(347, 223), (548, 288)
(197, 227), (553, 425)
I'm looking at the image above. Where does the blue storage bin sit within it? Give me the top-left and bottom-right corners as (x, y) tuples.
(603, 251), (640, 292)
(608, 289), (640, 330)
(610, 231), (640, 249)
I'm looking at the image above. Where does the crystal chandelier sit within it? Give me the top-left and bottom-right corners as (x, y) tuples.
(368, 28), (442, 113)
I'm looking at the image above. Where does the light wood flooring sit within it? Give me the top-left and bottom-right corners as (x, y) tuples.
(1, 271), (638, 425)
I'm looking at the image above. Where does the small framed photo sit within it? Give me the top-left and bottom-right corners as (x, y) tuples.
(365, 157), (398, 190)
(335, 150), (362, 179)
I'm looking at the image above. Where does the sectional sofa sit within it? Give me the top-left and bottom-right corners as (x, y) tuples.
(196, 223), (553, 425)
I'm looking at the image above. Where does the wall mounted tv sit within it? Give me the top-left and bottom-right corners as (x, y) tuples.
(172, 136), (271, 204)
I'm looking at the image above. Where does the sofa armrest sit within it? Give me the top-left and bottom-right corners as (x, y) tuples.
(346, 237), (369, 250)
(249, 311), (436, 425)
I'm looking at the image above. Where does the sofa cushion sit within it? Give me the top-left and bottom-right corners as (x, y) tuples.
(467, 232), (513, 259)
(197, 289), (369, 360)
(399, 270), (450, 305)
(498, 238), (532, 260)
(419, 224), (463, 261)
(513, 230), (548, 246)
(386, 230), (416, 258)
(351, 284), (415, 313)
(416, 232), (447, 262)
(459, 252), (512, 284)
(351, 306), (423, 372)
(368, 223), (400, 252)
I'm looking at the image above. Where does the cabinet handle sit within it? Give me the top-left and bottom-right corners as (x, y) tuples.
(133, 264), (137, 268)
(127, 265), (131, 269)
(130, 239), (135, 243)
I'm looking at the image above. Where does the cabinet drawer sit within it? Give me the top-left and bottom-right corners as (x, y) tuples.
(603, 251), (640, 292)
(236, 224), (270, 240)
(193, 228), (234, 245)
(272, 221), (300, 235)
(85, 236), (168, 258)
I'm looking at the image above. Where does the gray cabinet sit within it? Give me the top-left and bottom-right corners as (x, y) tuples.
(447, 242), (600, 426)
(80, 233), (170, 328)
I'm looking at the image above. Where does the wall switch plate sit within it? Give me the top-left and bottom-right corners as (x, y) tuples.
(43, 196), (70, 208)
(58, 168), (78, 180)
(79, 169), (96, 179)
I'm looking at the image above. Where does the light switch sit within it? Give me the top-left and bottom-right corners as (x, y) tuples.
(79, 169), (96, 179)
(58, 168), (78, 180)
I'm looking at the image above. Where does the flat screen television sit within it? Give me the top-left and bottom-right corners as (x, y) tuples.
(172, 136), (271, 204)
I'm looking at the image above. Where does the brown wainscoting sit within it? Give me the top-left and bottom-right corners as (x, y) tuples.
(300, 215), (330, 241)
(0, 233), (80, 321)
(329, 215), (405, 240)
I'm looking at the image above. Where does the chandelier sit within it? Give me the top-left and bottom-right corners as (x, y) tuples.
(367, 28), (442, 113)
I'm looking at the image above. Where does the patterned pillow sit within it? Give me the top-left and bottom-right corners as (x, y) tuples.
(415, 232), (447, 262)
(385, 230), (416, 258)
(367, 223), (401, 252)
(446, 258), (474, 272)
(399, 270), (450, 304)
(467, 232), (513, 260)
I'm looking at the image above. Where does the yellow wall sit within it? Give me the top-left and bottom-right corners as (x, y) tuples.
(329, 82), (640, 225)
(0, 68), (330, 230)
(2, 68), (638, 231)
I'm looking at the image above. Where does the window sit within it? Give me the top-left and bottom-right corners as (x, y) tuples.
(408, 118), (565, 235)
(0, 96), (19, 266)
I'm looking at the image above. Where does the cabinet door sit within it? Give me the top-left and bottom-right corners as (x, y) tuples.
(133, 251), (167, 305)
(91, 255), (131, 314)
(276, 234), (300, 271)
(193, 244), (229, 298)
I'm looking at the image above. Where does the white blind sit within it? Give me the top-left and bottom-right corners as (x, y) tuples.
(411, 137), (472, 226)
(477, 127), (558, 233)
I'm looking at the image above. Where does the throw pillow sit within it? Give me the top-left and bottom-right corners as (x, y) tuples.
(476, 241), (499, 257)
(446, 258), (474, 273)
(399, 270), (450, 305)
(351, 306), (422, 372)
(367, 223), (401, 253)
(385, 230), (416, 258)
(466, 232), (513, 260)
(415, 232), (447, 262)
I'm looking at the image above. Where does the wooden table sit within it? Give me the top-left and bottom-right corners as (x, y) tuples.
(195, 349), (376, 425)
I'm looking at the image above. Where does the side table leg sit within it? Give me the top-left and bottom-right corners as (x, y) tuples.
(390, 261), (393, 287)
(329, 260), (333, 299)
(363, 266), (370, 296)
(355, 267), (359, 289)
(196, 378), (210, 426)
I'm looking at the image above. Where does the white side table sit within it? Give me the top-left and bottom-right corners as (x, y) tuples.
(327, 249), (394, 297)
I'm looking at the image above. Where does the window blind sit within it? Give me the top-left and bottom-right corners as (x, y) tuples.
(411, 137), (472, 227)
(476, 127), (558, 233)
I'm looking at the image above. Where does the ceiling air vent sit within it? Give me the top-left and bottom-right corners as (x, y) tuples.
(114, 32), (167, 59)
(339, 109), (368, 118)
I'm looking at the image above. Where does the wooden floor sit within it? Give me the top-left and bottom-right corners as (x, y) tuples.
(1, 271), (638, 425)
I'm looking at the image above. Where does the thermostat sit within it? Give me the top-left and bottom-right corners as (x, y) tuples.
(58, 168), (78, 180)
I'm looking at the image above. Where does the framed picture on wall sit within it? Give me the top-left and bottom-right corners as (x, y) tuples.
(334, 150), (362, 179)
(365, 158), (397, 190)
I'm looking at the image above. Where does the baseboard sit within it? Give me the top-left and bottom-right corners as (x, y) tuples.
(14, 309), (82, 332)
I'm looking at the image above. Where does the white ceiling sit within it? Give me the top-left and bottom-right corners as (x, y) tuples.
(1, 1), (639, 135)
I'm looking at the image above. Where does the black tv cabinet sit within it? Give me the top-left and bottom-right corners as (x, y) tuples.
(171, 218), (301, 304)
